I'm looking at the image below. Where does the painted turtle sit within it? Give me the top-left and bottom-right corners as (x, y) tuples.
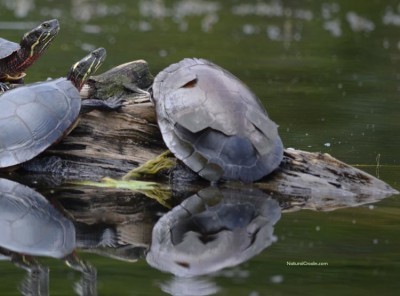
(152, 58), (283, 183)
(0, 48), (115, 168)
(0, 19), (59, 91)
(146, 187), (281, 277)
(0, 178), (75, 258)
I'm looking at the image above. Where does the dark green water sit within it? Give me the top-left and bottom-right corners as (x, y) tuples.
(1, 0), (400, 295)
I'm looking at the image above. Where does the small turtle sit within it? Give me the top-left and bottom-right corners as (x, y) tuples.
(0, 19), (60, 91)
(80, 60), (154, 101)
(0, 48), (120, 169)
(151, 58), (284, 182)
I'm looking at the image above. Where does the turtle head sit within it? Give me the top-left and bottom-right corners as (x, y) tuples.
(67, 48), (106, 90)
(20, 19), (60, 57)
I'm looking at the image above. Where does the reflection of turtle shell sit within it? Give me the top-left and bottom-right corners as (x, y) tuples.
(146, 187), (281, 277)
(0, 178), (75, 258)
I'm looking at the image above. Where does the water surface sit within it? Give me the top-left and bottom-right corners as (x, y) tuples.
(0, 1), (399, 295)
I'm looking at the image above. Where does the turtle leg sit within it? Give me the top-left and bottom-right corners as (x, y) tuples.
(123, 150), (175, 180)
(0, 82), (10, 93)
(80, 97), (124, 113)
(9, 253), (40, 271)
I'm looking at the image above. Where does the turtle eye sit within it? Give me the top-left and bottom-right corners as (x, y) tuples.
(181, 78), (197, 88)
(42, 22), (50, 29)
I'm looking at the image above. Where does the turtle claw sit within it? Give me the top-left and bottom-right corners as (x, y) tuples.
(0, 82), (10, 93)
(104, 97), (125, 110)
(81, 97), (124, 113)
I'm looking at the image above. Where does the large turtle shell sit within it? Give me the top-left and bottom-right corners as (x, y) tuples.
(0, 38), (20, 59)
(0, 178), (76, 258)
(0, 78), (81, 168)
(152, 58), (284, 182)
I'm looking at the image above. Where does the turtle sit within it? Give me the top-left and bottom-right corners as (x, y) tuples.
(0, 47), (120, 169)
(0, 177), (96, 278)
(0, 178), (76, 259)
(151, 58), (284, 183)
(0, 19), (60, 91)
(146, 187), (281, 277)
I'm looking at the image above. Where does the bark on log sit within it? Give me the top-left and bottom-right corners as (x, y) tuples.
(18, 60), (398, 201)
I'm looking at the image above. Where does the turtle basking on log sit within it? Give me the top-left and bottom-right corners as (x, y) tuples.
(0, 48), (122, 169)
(150, 58), (284, 183)
(14, 59), (397, 199)
(0, 19), (59, 91)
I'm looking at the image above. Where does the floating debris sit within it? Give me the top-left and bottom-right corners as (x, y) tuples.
(270, 274), (284, 284)
(1, 0), (34, 18)
(243, 23), (260, 35)
(139, 0), (168, 19)
(138, 20), (152, 32)
(201, 13), (219, 32)
(158, 49), (167, 57)
(80, 42), (97, 52)
(232, 2), (284, 17)
(383, 8), (400, 26)
(174, 0), (220, 18)
(266, 25), (281, 40)
(294, 9), (313, 21)
(81, 24), (102, 34)
(324, 19), (342, 37)
(321, 3), (340, 20)
(71, 0), (123, 21)
(346, 11), (375, 32)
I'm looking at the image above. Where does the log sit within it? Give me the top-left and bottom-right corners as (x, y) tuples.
(17, 60), (398, 201)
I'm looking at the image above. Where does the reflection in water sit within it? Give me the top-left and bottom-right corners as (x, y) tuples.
(160, 276), (219, 296)
(0, 175), (395, 294)
(146, 187), (281, 277)
(19, 265), (49, 296)
(0, 178), (75, 258)
(75, 221), (151, 262)
(0, 178), (95, 296)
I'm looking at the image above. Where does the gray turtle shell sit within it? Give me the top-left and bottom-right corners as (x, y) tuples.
(0, 38), (20, 59)
(146, 187), (281, 277)
(0, 78), (81, 168)
(152, 58), (283, 182)
(0, 178), (76, 258)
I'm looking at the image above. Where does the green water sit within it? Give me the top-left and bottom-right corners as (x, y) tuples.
(1, 0), (400, 295)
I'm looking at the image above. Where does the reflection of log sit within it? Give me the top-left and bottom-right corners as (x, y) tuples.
(20, 60), (398, 199)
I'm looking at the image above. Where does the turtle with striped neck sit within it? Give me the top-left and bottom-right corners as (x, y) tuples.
(0, 19), (59, 91)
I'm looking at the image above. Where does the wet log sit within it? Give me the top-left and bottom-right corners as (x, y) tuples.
(19, 60), (398, 200)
